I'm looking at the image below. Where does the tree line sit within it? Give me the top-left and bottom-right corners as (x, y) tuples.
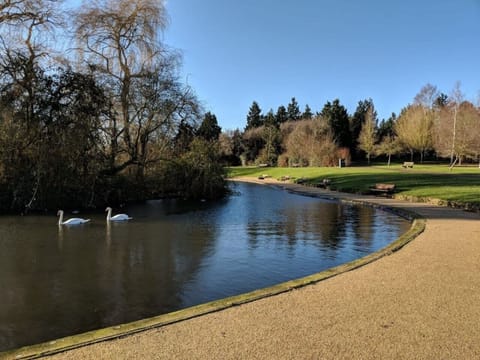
(216, 84), (480, 168)
(1, 1), (478, 214)
(0, 0), (228, 213)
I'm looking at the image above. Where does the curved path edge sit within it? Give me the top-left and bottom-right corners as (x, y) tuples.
(1, 178), (427, 360)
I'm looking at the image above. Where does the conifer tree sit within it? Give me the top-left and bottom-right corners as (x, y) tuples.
(264, 109), (277, 127)
(287, 97), (301, 121)
(320, 99), (351, 148)
(197, 112), (221, 141)
(275, 105), (288, 124)
(245, 101), (263, 130)
(303, 104), (313, 119)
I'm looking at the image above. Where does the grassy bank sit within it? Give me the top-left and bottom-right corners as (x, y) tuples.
(227, 164), (480, 210)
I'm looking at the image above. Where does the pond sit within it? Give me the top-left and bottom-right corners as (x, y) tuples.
(0, 182), (410, 351)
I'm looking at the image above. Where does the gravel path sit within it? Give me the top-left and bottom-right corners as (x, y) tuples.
(45, 179), (480, 359)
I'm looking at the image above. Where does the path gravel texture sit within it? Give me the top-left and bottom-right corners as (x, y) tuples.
(45, 179), (480, 359)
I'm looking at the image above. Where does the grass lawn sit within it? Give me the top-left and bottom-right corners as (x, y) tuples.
(227, 163), (480, 209)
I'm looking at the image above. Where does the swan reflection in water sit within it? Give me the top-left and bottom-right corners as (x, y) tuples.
(106, 221), (111, 247)
(105, 207), (132, 247)
(56, 210), (90, 250)
(57, 225), (63, 250)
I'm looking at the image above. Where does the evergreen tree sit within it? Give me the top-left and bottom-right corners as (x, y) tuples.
(174, 120), (196, 154)
(197, 112), (221, 141)
(303, 104), (313, 119)
(377, 113), (397, 140)
(264, 109), (277, 127)
(350, 99), (376, 153)
(434, 93), (448, 109)
(260, 125), (280, 165)
(350, 99), (376, 159)
(287, 97), (301, 121)
(320, 99), (351, 148)
(231, 129), (244, 161)
(275, 105), (288, 124)
(245, 101), (263, 130)
(242, 127), (265, 164)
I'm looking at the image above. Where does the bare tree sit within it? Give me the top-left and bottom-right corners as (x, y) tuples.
(413, 83), (439, 109)
(395, 105), (434, 163)
(358, 107), (376, 164)
(0, 0), (66, 210)
(283, 118), (337, 167)
(455, 102), (480, 164)
(448, 82), (464, 166)
(74, 0), (198, 178)
(434, 100), (480, 166)
(74, 0), (168, 72)
(218, 132), (234, 158)
(0, 0), (63, 61)
(375, 135), (401, 166)
(0, 0), (64, 122)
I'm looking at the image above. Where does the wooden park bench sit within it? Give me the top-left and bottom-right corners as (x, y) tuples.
(258, 174), (271, 180)
(369, 183), (396, 196)
(402, 161), (414, 168)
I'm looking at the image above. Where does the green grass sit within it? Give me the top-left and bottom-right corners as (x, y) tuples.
(227, 163), (480, 209)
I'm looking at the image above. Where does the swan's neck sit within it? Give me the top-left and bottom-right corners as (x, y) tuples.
(106, 208), (112, 220)
(58, 211), (64, 225)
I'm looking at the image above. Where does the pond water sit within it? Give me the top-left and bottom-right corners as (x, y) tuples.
(0, 182), (410, 351)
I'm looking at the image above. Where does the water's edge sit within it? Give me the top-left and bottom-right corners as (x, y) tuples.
(1, 181), (426, 360)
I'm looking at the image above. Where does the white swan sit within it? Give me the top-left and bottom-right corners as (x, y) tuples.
(57, 210), (90, 225)
(105, 207), (132, 222)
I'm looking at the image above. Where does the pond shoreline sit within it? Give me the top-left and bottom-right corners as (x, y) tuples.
(4, 178), (480, 359)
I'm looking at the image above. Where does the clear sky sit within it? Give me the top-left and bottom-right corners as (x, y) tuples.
(163, 0), (480, 130)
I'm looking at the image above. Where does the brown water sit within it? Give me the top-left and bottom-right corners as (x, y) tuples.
(0, 182), (410, 351)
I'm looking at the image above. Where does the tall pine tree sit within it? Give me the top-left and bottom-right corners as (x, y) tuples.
(174, 120), (196, 154)
(245, 101), (263, 130)
(264, 109), (277, 127)
(320, 99), (351, 148)
(377, 113), (397, 140)
(275, 105), (288, 124)
(303, 104), (313, 119)
(197, 112), (221, 141)
(287, 97), (301, 121)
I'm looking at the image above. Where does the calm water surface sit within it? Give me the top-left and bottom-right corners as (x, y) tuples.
(0, 182), (410, 351)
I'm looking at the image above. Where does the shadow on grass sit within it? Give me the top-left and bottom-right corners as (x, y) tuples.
(307, 173), (480, 203)
(227, 166), (480, 208)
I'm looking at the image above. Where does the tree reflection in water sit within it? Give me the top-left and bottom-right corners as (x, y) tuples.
(0, 183), (409, 351)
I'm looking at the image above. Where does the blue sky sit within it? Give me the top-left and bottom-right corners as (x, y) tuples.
(164, 0), (480, 130)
